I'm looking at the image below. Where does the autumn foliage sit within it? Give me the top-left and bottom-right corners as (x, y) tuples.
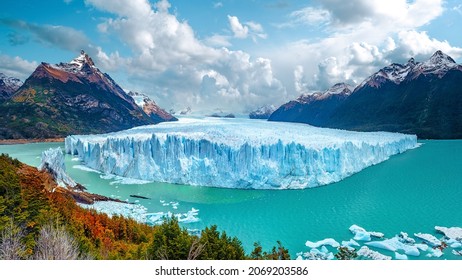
(0, 154), (289, 260)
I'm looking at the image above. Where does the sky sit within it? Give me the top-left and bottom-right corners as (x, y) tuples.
(1, 0), (462, 113)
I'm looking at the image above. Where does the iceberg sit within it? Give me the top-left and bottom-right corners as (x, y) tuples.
(395, 252), (408, 260)
(298, 246), (335, 260)
(305, 238), (340, 248)
(349, 224), (385, 241)
(414, 233), (442, 247)
(366, 237), (421, 257)
(65, 118), (418, 189)
(435, 226), (462, 241)
(357, 246), (391, 260)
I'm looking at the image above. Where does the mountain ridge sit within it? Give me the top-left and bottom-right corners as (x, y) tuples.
(270, 51), (462, 139)
(0, 51), (176, 139)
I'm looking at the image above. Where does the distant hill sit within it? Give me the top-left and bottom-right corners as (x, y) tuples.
(127, 91), (177, 123)
(269, 83), (353, 126)
(249, 105), (276, 119)
(270, 51), (462, 139)
(0, 73), (22, 100)
(0, 51), (176, 139)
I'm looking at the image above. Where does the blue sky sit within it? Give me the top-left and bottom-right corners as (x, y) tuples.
(1, 0), (462, 113)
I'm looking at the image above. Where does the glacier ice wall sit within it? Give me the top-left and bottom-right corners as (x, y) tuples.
(39, 147), (77, 188)
(65, 118), (418, 189)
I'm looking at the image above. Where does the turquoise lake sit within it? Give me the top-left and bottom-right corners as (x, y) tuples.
(1, 140), (461, 260)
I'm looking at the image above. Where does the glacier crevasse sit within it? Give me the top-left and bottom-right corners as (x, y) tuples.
(65, 118), (418, 189)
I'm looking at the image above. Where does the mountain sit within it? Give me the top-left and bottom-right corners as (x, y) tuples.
(249, 105), (276, 119)
(269, 83), (353, 126)
(0, 51), (175, 139)
(327, 51), (462, 138)
(0, 73), (22, 100)
(269, 51), (462, 139)
(127, 91), (177, 123)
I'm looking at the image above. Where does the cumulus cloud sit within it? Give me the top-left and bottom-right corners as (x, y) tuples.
(0, 54), (38, 80)
(269, 0), (460, 95)
(85, 0), (285, 113)
(227, 15), (267, 41)
(228, 15), (249, 39)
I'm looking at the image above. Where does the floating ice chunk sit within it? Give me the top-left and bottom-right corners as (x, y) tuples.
(349, 225), (384, 241)
(65, 118), (418, 189)
(435, 226), (462, 241)
(398, 232), (415, 244)
(175, 208), (200, 223)
(357, 246), (391, 260)
(452, 250), (462, 256)
(450, 242), (462, 249)
(341, 239), (360, 248)
(395, 252), (408, 260)
(300, 248), (335, 260)
(414, 244), (429, 251)
(145, 212), (165, 225)
(79, 201), (148, 223)
(414, 233), (442, 247)
(73, 165), (101, 173)
(425, 248), (443, 258)
(366, 237), (420, 257)
(71, 157), (80, 161)
(305, 238), (340, 248)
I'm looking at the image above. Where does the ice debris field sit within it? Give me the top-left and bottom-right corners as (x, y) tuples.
(299, 225), (462, 260)
(65, 118), (418, 189)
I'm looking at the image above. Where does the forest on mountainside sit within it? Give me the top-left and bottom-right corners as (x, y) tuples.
(0, 154), (289, 260)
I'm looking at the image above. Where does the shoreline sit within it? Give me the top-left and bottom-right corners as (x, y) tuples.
(0, 138), (65, 145)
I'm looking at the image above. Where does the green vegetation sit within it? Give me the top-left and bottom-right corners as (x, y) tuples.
(334, 246), (358, 260)
(0, 154), (290, 260)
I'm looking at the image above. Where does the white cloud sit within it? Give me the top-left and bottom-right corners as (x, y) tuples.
(0, 19), (90, 52)
(227, 15), (267, 41)
(287, 7), (330, 27)
(386, 30), (462, 61)
(228, 15), (249, 39)
(213, 2), (223, 9)
(85, 0), (285, 113)
(204, 34), (232, 47)
(0, 54), (38, 80)
(294, 65), (309, 95)
(268, 0), (460, 95)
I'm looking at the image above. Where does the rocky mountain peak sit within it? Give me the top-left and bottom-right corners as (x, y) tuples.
(428, 50), (456, 65)
(69, 50), (95, 69)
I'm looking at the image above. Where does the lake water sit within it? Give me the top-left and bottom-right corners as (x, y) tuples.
(1, 140), (461, 260)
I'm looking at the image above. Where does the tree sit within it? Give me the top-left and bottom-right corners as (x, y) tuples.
(250, 241), (290, 260)
(148, 217), (193, 260)
(33, 222), (80, 260)
(335, 246), (358, 260)
(0, 220), (26, 260)
(198, 225), (246, 260)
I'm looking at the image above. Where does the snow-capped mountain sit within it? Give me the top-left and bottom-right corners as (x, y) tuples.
(270, 51), (462, 138)
(357, 50), (462, 89)
(297, 83), (354, 103)
(249, 105), (276, 119)
(0, 73), (23, 99)
(127, 91), (177, 123)
(0, 51), (173, 139)
(269, 83), (353, 125)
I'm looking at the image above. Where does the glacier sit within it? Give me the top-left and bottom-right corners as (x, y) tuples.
(65, 117), (418, 189)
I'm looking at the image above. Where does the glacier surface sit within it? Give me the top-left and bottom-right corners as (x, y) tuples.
(65, 118), (418, 189)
